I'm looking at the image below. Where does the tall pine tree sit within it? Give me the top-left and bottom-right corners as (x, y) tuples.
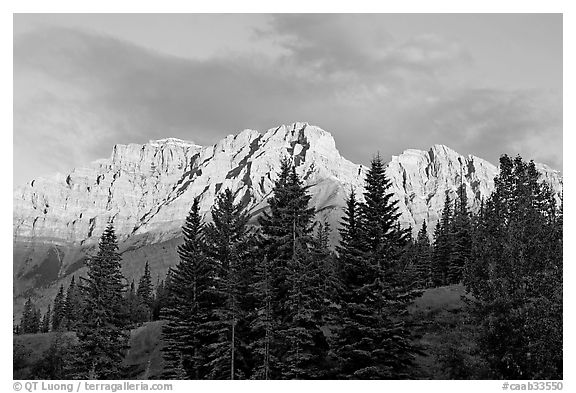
(162, 197), (214, 379)
(203, 188), (252, 379)
(52, 285), (66, 331)
(335, 154), (418, 379)
(72, 223), (130, 379)
(465, 155), (562, 379)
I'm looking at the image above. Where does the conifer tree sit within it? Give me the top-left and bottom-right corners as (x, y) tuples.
(335, 154), (418, 379)
(448, 183), (472, 284)
(21, 298), (40, 334)
(432, 193), (453, 286)
(42, 305), (52, 333)
(203, 189), (252, 379)
(249, 253), (278, 379)
(162, 197), (214, 379)
(414, 221), (433, 288)
(312, 220), (340, 328)
(34, 308), (42, 333)
(151, 278), (167, 321)
(72, 223), (129, 379)
(465, 154), (562, 379)
(52, 285), (66, 331)
(64, 276), (82, 330)
(275, 166), (326, 379)
(125, 280), (139, 325)
(33, 330), (74, 379)
(136, 261), (153, 321)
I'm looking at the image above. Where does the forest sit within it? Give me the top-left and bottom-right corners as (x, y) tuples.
(14, 153), (563, 380)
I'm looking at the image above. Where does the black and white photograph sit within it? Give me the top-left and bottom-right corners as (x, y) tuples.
(10, 9), (566, 388)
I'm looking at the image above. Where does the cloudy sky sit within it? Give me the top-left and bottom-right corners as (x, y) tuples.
(13, 14), (562, 185)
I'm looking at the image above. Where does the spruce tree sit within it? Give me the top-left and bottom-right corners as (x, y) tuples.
(161, 197), (214, 379)
(335, 155), (418, 379)
(72, 223), (130, 379)
(64, 276), (82, 330)
(136, 261), (153, 321)
(448, 183), (472, 284)
(312, 220), (341, 327)
(249, 253), (278, 379)
(414, 221), (433, 288)
(465, 154), (562, 379)
(275, 166), (325, 379)
(42, 305), (52, 333)
(125, 280), (139, 325)
(151, 278), (167, 321)
(432, 193), (453, 286)
(203, 188), (252, 379)
(20, 298), (40, 334)
(52, 285), (66, 331)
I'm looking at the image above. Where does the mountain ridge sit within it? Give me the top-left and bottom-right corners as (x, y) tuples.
(13, 122), (562, 314)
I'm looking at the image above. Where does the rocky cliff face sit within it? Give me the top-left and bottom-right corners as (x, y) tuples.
(13, 122), (562, 313)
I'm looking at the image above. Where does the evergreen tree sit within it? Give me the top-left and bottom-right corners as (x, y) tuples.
(151, 278), (167, 321)
(42, 305), (52, 333)
(161, 197), (214, 379)
(20, 298), (40, 334)
(64, 276), (82, 330)
(32, 330), (74, 379)
(72, 223), (130, 379)
(312, 220), (341, 328)
(432, 193), (453, 286)
(249, 253), (278, 379)
(448, 183), (472, 284)
(52, 285), (66, 331)
(125, 280), (139, 325)
(136, 261), (153, 321)
(413, 221), (433, 288)
(203, 188), (252, 379)
(465, 155), (562, 379)
(335, 155), (418, 379)
(255, 160), (330, 379)
(272, 166), (326, 379)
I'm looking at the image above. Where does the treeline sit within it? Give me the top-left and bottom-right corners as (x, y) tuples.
(14, 153), (562, 380)
(17, 264), (167, 336)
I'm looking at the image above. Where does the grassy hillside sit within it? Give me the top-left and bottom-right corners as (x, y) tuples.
(408, 284), (491, 379)
(14, 285), (490, 379)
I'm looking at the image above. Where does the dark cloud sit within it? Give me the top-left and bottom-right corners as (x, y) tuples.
(13, 20), (562, 185)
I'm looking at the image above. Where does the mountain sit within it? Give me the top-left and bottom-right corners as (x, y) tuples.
(13, 122), (562, 315)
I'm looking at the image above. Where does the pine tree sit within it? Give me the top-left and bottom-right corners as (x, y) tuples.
(465, 154), (562, 379)
(432, 192), (453, 286)
(64, 276), (82, 330)
(448, 183), (472, 284)
(51, 285), (66, 331)
(161, 197), (214, 379)
(72, 223), (130, 379)
(20, 298), (40, 334)
(273, 166), (326, 379)
(335, 155), (418, 379)
(136, 261), (153, 321)
(125, 280), (139, 325)
(42, 305), (51, 333)
(312, 220), (341, 328)
(249, 253), (278, 379)
(32, 330), (74, 379)
(151, 278), (166, 321)
(203, 188), (252, 380)
(414, 221), (433, 288)
(255, 160), (330, 379)
(33, 308), (42, 333)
